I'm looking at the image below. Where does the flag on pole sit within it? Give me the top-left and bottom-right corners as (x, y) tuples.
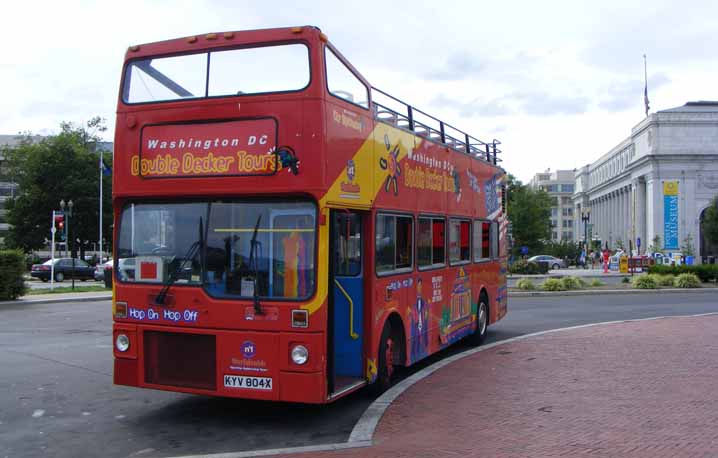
(643, 54), (650, 116)
(101, 157), (112, 176)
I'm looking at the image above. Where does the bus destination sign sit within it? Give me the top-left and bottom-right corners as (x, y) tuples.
(134, 119), (278, 178)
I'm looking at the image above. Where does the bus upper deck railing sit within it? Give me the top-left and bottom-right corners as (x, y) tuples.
(371, 87), (502, 165)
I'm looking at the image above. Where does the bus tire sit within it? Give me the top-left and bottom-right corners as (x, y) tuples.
(466, 294), (488, 346)
(372, 323), (396, 395)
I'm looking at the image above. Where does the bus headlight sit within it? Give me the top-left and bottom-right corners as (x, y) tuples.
(291, 345), (308, 365)
(115, 334), (130, 352)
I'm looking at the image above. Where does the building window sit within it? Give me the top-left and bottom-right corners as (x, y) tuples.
(546, 184), (558, 193)
(551, 219), (557, 228)
(561, 184), (575, 193)
(376, 214), (413, 274)
(552, 231), (558, 240)
(417, 217), (445, 269)
(551, 208), (558, 217)
(449, 219), (471, 264)
(561, 197), (572, 205)
(562, 208), (574, 217)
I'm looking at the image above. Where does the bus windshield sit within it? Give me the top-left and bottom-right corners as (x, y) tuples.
(117, 200), (316, 300)
(123, 43), (310, 104)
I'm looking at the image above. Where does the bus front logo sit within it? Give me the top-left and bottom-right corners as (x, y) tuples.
(242, 341), (256, 358)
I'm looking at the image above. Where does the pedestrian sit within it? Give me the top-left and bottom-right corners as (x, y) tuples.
(580, 249), (586, 269)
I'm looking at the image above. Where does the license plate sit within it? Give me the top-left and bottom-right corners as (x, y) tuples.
(223, 375), (272, 391)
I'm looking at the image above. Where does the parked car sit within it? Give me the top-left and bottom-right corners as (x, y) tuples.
(30, 258), (96, 282)
(527, 255), (566, 270)
(94, 259), (113, 281)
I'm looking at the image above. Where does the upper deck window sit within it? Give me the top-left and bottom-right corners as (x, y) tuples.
(325, 48), (369, 109)
(123, 43), (310, 104)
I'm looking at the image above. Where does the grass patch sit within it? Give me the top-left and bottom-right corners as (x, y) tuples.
(26, 285), (110, 295)
(589, 279), (604, 287)
(516, 278), (536, 290)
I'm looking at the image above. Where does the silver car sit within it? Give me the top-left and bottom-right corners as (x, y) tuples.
(527, 255), (566, 270)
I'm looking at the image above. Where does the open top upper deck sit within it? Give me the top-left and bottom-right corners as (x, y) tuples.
(114, 26), (502, 205)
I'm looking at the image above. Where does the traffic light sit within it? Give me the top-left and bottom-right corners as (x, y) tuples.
(54, 214), (65, 241)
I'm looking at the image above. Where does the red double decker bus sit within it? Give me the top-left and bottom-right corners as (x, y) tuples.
(112, 26), (508, 403)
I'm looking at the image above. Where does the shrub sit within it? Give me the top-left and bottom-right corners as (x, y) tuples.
(653, 274), (675, 287)
(542, 278), (566, 291)
(674, 273), (701, 288)
(590, 279), (604, 287)
(632, 274), (658, 289)
(560, 276), (585, 290)
(647, 264), (718, 282)
(0, 250), (27, 300)
(622, 277), (630, 284)
(516, 278), (536, 290)
(509, 260), (549, 275)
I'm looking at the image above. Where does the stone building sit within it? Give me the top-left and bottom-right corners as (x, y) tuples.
(528, 169), (575, 242)
(573, 101), (718, 261)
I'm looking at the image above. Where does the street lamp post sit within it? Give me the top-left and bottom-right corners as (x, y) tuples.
(60, 199), (75, 291)
(581, 207), (591, 252)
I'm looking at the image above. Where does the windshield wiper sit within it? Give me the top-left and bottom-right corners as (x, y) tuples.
(155, 217), (203, 306)
(247, 214), (263, 315)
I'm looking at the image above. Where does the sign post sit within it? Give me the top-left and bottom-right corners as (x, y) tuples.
(50, 211), (56, 291)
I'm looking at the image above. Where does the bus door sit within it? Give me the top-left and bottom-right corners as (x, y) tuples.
(328, 210), (364, 396)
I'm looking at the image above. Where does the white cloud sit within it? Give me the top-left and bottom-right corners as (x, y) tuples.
(2, 0), (717, 182)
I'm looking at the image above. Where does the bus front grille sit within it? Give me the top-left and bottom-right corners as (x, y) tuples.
(144, 331), (216, 391)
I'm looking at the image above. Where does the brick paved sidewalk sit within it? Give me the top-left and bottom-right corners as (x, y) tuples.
(287, 315), (718, 458)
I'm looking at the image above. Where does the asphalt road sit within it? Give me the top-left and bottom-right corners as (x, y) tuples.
(1, 291), (716, 458)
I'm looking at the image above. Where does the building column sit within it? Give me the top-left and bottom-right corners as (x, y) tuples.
(645, 174), (661, 252)
(634, 178), (646, 254)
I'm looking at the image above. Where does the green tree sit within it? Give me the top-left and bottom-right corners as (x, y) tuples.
(703, 196), (718, 247)
(3, 117), (112, 254)
(648, 235), (662, 254)
(680, 233), (695, 257)
(507, 175), (552, 257)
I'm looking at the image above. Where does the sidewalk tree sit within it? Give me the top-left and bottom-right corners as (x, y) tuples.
(703, 196), (718, 247)
(648, 235), (662, 254)
(2, 118), (112, 254)
(506, 175), (552, 256)
(680, 234), (695, 257)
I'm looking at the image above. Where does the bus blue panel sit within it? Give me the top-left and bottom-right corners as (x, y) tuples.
(333, 275), (363, 378)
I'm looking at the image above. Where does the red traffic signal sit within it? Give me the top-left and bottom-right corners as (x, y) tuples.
(54, 214), (65, 230)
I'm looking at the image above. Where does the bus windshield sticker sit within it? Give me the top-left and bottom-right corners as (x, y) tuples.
(134, 119), (278, 178)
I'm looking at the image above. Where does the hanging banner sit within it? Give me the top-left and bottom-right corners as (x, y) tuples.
(663, 181), (679, 249)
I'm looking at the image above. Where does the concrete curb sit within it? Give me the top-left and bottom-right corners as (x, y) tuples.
(1, 294), (111, 306)
(509, 287), (715, 297)
(167, 312), (718, 458)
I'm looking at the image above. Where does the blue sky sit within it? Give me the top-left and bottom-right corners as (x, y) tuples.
(2, 0), (716, 181)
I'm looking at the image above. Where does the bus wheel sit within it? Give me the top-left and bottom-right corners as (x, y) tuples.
(373, 324), (396, 395)
(467, 297), (488, 346)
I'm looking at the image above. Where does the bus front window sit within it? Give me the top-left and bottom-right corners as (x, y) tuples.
(117, 200), (317, 300)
